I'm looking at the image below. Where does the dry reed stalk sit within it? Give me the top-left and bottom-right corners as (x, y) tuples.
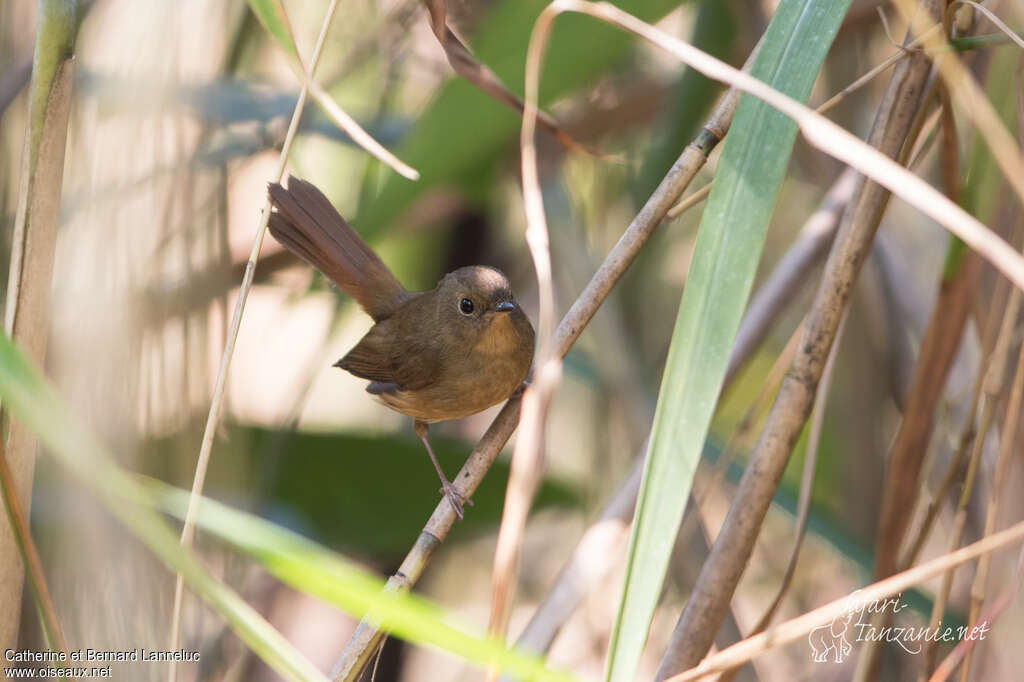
(0, 0), (77, 663)
(714, 314), (846, 682)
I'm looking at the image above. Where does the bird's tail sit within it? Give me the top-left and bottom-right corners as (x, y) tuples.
(268, 176), (409, 321)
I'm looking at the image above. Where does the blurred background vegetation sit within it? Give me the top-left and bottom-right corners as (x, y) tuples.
(1, 0), (1023, 680)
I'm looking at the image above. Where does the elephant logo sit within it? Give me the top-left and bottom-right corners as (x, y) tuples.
(808, 611), (855, 663)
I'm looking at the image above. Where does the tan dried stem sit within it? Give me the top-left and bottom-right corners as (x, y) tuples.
(661, 518), (1024, 682)
(484, 7), (564, 669)
(1, 0), (76, 661)
(714, 314), (846, 682)
(168, 1), (341, 676)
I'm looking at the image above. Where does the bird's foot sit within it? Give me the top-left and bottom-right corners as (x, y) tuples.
(440, 482), (473, 519)
(511, 380), (530, 399)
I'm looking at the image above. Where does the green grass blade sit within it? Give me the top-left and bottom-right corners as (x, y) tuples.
(247, 0), (300, 61)
(0, 333), (329, 682)
(604, 2), (852, 680)
(0, 330), (574, 681)
(145, 479), (576, 682)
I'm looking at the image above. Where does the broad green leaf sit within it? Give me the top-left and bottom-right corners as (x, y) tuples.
(356, 0), (686, 236)
(604, 1), (852, 680)
(146, 479), (576, 682)
(247, 0), (300, 61)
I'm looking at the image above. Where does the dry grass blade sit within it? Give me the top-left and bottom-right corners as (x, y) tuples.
(168, 1), (341, 676)
(661, 519), (1024, 682)
(306, 80), (418, 180)
(421, 0), (585, 153)
(484, 4), (576, 670)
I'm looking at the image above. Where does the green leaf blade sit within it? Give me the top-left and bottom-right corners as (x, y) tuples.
(604, 1), (852, 680)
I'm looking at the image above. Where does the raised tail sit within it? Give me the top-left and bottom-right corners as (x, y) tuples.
(268, 176), (410, 321)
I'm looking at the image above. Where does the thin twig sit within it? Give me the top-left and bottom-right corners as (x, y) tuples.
(168, 1), (341, 676)
(660, 518), (1024, 682)
(816, 23), (942, 114)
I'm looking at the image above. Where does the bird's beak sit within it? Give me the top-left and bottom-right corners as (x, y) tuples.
(494, 301), (517, 313)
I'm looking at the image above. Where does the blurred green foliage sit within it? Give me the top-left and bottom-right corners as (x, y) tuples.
(143, 425), (581, 562)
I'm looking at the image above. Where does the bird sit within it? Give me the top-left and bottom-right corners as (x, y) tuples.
(267, 176), (535, 517)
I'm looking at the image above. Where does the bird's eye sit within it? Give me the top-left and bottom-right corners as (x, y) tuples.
(459, 298), (475, 315)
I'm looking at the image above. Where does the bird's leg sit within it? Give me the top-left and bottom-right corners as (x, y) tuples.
(413, 420), (472, 519)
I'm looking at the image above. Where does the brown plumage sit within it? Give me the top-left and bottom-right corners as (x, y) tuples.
(267, 176), (535, 517)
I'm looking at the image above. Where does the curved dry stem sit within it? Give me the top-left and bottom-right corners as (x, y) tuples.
(485, 5), (564, 661)
(168, 1), (342, 676)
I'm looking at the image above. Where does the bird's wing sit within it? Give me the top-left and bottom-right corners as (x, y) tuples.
(336, 318), (440, 391)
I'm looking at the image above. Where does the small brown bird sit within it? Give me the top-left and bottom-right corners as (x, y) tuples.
(267, 177), (535, 517)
